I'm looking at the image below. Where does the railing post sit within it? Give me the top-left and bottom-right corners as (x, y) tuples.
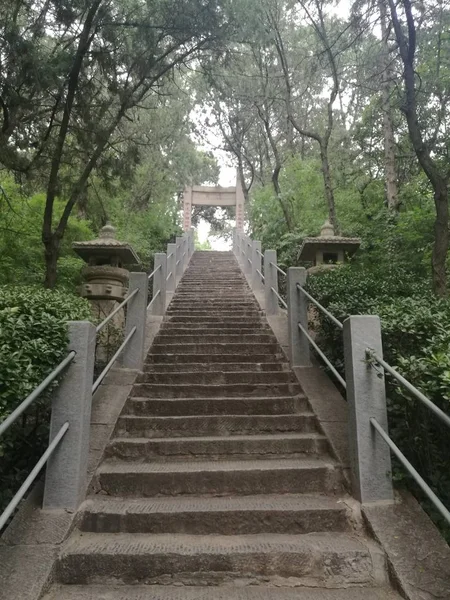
(264, 250), (278, 316)
(43, 320), (95, 510)
(236, 231), (242, 262)
(176, 236), (183, 282)
(122, 272), (148, 369)
(244, 237), (252, 275)
(252, 241), (263, 291)
(182, 234), (189, 272)
(287, 267), (311, 367)
(240, 235), (245, 265)
(232, 228), (237, 255)
(189, 228), (195, 258)
(166, 242), (176, 292)
(343, 315), (393, 504)
(151, 253), (167, 315)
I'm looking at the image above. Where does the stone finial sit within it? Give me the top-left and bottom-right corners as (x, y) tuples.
(99, 222), (116, 240)
(320, 219), (335, 238)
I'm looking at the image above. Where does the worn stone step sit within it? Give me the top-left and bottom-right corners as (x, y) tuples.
(155, 334), (276, 344)
(131, 382), (301, 398)
(106, 433), (328, 461)
(57, 532), (384, 586)
(42, 584), (404, 600)
(79, 494), (350, 535)
(165, 310), (264, 317)
(151, 343), (280, 355)
(116, 413), (317, 437)
(146, 353), (283, 364)
(96, 458), (342, 496)
(136, 371), (295, 385)
(143, 362), (288, 373)
(124, 395), (307, 416)
(164, 316), (265, 324)
(161, 323), (268, 331)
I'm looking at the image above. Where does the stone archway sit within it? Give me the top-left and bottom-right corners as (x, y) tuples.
(182, 172), (245, 232)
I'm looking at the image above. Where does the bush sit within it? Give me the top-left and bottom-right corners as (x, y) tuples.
(0, 286), (92, 512)
(307, 266), (450, 538)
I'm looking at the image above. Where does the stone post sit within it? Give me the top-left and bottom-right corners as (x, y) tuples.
(232, 229), (237, 255)
(152, 253), (167, 316)
(182, 234), (189, 272)
(122, 272), (148, 370)
(189, 228), (195, 258)
(176, 236), (183, 282)
(244, 237), (252, 275)
(166, 243), (176, 293)
(343, 315), (393, 504)
(43, 321), (95, 510)
(252, 241), (263, 291)
(264, 250), (278, 316)
(287, 268), (310, 367)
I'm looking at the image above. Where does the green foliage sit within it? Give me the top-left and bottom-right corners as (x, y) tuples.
(0, 286), (91, 511)
(307, 265), (450, 537)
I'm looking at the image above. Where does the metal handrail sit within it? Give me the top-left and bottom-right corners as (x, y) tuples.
(368, 350), (450, 429)
(166, 272), (172, 282)
(147, 289), (161, 310)
(271, 287), (287, 309)
(0, 421), (69, 531)
(298, 322), (346, 389)
(148, 264), (162, 281)
(176, 259), (181, 266)
(167, 252), (174, 259)
(270, 262), (287, 277)
(297, 284), (343, 330)
(256, 249), (263, 258)
(247, 258), (252, 265)
(92, 326), (137, 393)
(96, 288), (139, 333)
(370, 418), (450, 525)
(256, 269), (265, 282)
(0, 352), (76, 437)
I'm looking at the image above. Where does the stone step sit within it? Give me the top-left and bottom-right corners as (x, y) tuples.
(105, 433), (329, 461)
(164, 316), (265, 324)
(96, 458), (342, 496)
(57, 532), (384, 586)
(131, 382), (301, 398)
(165, 310), (264, 317)
(136, 371), (296, 385)
(146, 353), (283, 364)
(155, 334), (276, 344)
(42, 584), (404, 600)
(161, 323), (268, 331)
(124, 395), (307, 416)
(79, 494), (350, 534)
(143, 362), (288, 373)
(150, 343), (280, 355)
(116, 413), (317, 437)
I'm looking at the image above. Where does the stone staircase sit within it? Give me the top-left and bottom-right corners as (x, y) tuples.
(44, 251), (402, 599)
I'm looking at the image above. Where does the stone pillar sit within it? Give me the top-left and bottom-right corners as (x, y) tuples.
(264, 250), (278, 316)
(252, 241), (263, 291)
(152, 253), (167, 315)
(166, 243), (176, 292)
(176, 236), (183, 281)
(244, 237), (252, 275)
(183, 187), (193, 232)
(122, 272), (148, 370)
(182, 234), (189, 271)
(236, 173), (245, 231)
(343, 315), (394, 504)
(287, 268), (310, 367)
(43, 321), (95, 510)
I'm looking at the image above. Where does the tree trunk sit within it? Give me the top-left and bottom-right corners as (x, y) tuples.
(319, 141), (338, 233)
(43, 234), (60, 289)
(379, 0), (399, 211)
(432, 184), (449, 297)
(272, 165), (294, 231)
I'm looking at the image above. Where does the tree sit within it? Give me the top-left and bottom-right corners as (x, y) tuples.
(0, 0), (231, 287)
(387, 0), (450, 295)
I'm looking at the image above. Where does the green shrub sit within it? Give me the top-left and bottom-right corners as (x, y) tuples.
(0, 286), (92, 511)
(307, 266), (450, 538)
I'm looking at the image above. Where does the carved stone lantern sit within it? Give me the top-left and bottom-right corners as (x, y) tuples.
(298, 220), (361, 274)
(72, 224), (140, 363)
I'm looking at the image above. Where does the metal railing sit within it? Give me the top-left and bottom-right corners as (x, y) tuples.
(232, 227), (450, 524)
(0, 228), (195, 533)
